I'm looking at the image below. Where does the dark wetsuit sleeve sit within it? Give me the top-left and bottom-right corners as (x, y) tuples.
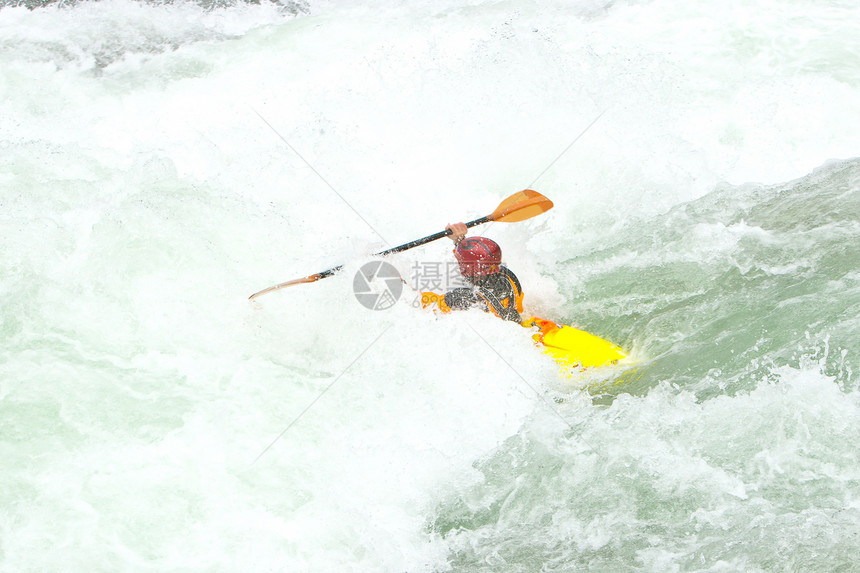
(442, 269), (523, 323)
(444, 288), (485, 311)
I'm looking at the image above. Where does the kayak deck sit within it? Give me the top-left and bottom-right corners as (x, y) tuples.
(524, 317), (627, 368)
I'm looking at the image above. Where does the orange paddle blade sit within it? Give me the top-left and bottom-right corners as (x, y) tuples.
(248, 273), (326, 300)
(489, 189), (553, 223)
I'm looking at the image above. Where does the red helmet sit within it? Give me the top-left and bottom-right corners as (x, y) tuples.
(454, 237), (502, 277)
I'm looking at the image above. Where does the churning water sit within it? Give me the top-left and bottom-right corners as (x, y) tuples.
(2, 0), (859, 571)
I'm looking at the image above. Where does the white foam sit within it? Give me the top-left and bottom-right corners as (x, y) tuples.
(2, 0), (859, 570)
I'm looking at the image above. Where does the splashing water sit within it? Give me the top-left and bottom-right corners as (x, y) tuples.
(1, 1), (859, 571)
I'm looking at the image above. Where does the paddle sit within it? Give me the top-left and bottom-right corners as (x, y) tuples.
(248, 189), (553, 300)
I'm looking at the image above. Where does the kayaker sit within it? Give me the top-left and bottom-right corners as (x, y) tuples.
(420, 222), (524, 322)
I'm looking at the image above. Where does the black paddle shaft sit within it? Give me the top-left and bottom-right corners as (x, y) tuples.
(377, 215), (490, 256)
(314, 215), (490, 280)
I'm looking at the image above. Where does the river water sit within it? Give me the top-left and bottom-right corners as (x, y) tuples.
(2, 0), (859, 571)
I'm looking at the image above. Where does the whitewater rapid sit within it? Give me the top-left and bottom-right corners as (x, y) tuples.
(1, 1), (859, 571)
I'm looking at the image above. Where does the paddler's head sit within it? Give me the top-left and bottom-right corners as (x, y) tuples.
(454, 236), (502, 278)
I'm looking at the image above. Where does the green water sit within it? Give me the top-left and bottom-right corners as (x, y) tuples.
(1, 1), (859, 571)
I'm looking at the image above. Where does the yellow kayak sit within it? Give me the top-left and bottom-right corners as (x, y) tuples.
(523, 317), (627, 368)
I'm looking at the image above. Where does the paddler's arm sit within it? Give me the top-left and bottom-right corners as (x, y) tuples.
(446, 222), (467, 244)
(420, 291), (452, 312)
(420, 288), (481, 313)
